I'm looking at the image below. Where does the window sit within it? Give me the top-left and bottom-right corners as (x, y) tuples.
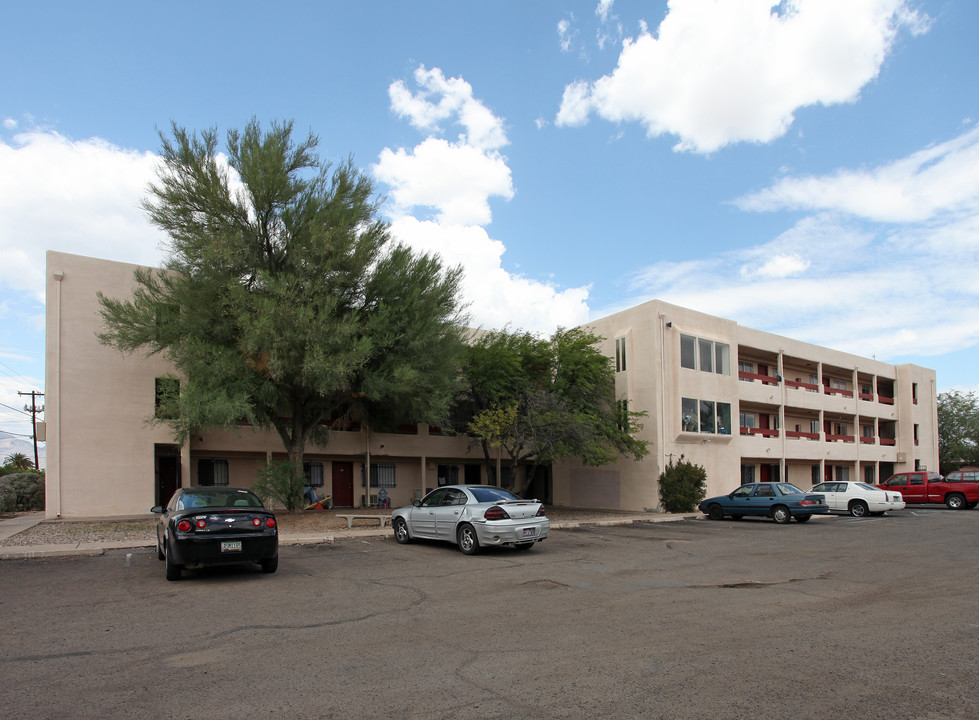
(684, 398), (729, 434)
(811, 465), (820, 485)
(197, 459), (229, 487)
(698, 338), (713, 373)
(368, 463), (396, 488)
(682, 398), (699, 431)
(615, 337), (627, 372)
(810, 419), (820, 434)
(154, 377), (179, 419)
(740, 412), (757, 429)
(303, 461), (324, 487)
(616, 399), (630, 431)
(716, 402), (731, 435)
(864, 466), (875, 484)
(715, 343), (730, 376)
(680, 334), (696, 369)
(699, 400), (715, 433)
(682, 334), (730, 375)
(739, 361), (754, 381)
(835, 466), (850, 482)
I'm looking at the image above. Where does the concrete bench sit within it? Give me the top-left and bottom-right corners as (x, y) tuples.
(336, 514), (391, 529)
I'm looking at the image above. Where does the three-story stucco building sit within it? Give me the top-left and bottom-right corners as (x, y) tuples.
(43, 250), (937, 518)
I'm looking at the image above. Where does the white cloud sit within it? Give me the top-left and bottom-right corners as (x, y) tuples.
(557, 0), (929, 153)
(736, 125), (979, 222)
(622, 128), (979, 362)
(375, 66), (591, 335)
(0, 129), (167, 300)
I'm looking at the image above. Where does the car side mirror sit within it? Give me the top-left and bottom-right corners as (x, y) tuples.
(150, 506), (164, 514)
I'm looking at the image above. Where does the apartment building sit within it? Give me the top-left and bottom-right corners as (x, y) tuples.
(550, 300), (938, 511)
(44, 251), (938, 518)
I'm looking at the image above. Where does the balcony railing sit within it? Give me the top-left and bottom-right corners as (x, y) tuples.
(879, 395), (894, 404)
(786, 430), (819, 440)
(739, 371), (779, 385)
(785, 379), (819, 391)
(823, 386), (854, 398)
(880, 438), (896, 446)
(825, 434), (855, 442)
(859, 436), (875, 444)
(859, 393), (874, 401)
(740, 427), (779, 437)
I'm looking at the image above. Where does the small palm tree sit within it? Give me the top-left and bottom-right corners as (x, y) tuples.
(3, 453), (34, 471)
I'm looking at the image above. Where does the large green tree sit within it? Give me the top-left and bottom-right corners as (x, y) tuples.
(99, 120), (466, 503)
(937, 390), (979, 474)
(464, 326), (648, 495)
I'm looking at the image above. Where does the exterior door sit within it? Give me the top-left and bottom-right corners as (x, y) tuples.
(332, 461), (354, 507)
(155, 445), (181, 505)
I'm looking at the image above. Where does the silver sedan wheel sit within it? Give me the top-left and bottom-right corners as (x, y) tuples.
(393, 518), (411, 544)
(458, 524), (480, 555)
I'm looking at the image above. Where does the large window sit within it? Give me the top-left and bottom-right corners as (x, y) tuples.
(303, 461), (324, 487)
(683, 398), (731, 434)
(681, 334), (730, 375)
(368, 463), (396, 488)
(197, 459), (228, 487)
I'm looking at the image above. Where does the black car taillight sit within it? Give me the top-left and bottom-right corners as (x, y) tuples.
(265, 517), (276, 528)
(484, 505), (510, 520)
(177, 519), (192, 532)
(252, 518), (262, 527)
(196, 519), (207, 529)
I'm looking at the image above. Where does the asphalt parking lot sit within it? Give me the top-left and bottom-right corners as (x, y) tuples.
(1, 508), (977, 720)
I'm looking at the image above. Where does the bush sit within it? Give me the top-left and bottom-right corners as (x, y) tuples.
(252, 461), (306, 512)
(0, 473), (45, 512)
(658, 459), (707, 513)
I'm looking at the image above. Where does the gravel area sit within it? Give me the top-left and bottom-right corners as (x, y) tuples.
(0, 507), (647, 546)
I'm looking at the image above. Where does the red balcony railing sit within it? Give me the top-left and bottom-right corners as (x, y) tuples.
(786, 430), (819, 440)
(859, 436), (875, 444)
(878, 395), (894, 405)
(738, 371), (780, 385)
(823, 386), (854, 398)
(880, 438), (896, 445)
(825, 434), (855, 443)
(785, 379), (819, 391)
(740, 427), (779, 437)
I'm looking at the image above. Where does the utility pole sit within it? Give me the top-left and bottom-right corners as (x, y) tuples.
(18, 391), (44, 471)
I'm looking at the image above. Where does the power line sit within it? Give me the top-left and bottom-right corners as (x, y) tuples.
(0, 401), (32, 417)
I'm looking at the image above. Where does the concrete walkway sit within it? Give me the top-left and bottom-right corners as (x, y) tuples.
(0, 511), (700, 560)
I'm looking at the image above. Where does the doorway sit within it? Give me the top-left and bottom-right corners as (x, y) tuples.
(332, 461), (354, 507)
(154, 444), (181, 505)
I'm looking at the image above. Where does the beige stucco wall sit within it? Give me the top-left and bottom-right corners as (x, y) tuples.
(46, 252), (939, 517)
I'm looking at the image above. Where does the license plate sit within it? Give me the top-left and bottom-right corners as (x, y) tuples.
(522, 528), (536, 538)
(220, 541), (242, 553)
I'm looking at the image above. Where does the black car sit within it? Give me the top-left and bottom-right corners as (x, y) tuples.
(151, 487), (278, 580)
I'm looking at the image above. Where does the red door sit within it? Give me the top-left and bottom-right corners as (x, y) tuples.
(332, 462), (354, 508)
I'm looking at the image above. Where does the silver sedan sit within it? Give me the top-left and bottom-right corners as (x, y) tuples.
(392, 485), (549, 555)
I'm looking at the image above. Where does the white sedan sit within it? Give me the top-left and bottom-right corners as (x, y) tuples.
(809, 481), (905, 517)
(392, 485), (549, 555)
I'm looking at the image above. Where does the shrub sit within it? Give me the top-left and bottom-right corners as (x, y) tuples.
(0, 473), (45, 511)
(658, 459), (707, 513)
(252, 461), (305, 512)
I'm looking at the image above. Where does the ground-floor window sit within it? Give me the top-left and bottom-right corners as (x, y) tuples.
(740, 464), (755, 484)
(863, 465), (875, 484)
(197, 459), (229, 486)
(368, 463), (396, 488)
(304, 461), (324, 487)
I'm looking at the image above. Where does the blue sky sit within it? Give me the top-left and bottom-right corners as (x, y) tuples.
(2, 0), (978, 455)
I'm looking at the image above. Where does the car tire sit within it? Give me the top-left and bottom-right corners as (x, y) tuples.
(772, 505), (792, 524)
(795, 514), (811, 523)
(157, 540), (165, 562)
(730, 515), (743, 520)
(945, 493), (966, 510)
(457, 524), (480, 555)
(966, 502), (978, 510)
(260, 556), (278, 574)
(707, 504), (724, 521)
(393, 518), (411, 544)
(164, 543), (181, 581)
(514, 542), (535, 551)
(849, 500), (869, 517)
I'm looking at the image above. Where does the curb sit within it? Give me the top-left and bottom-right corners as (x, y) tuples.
(0, 513), (700, 560)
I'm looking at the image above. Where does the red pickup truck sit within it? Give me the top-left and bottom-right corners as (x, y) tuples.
(877, 471), (979, 510)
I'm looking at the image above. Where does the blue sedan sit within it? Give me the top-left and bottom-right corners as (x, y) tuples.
(698, 482), (829, 524)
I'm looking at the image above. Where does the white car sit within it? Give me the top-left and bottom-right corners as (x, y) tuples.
(392, 485), (549, 555)
(809, 481), (905, 517)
